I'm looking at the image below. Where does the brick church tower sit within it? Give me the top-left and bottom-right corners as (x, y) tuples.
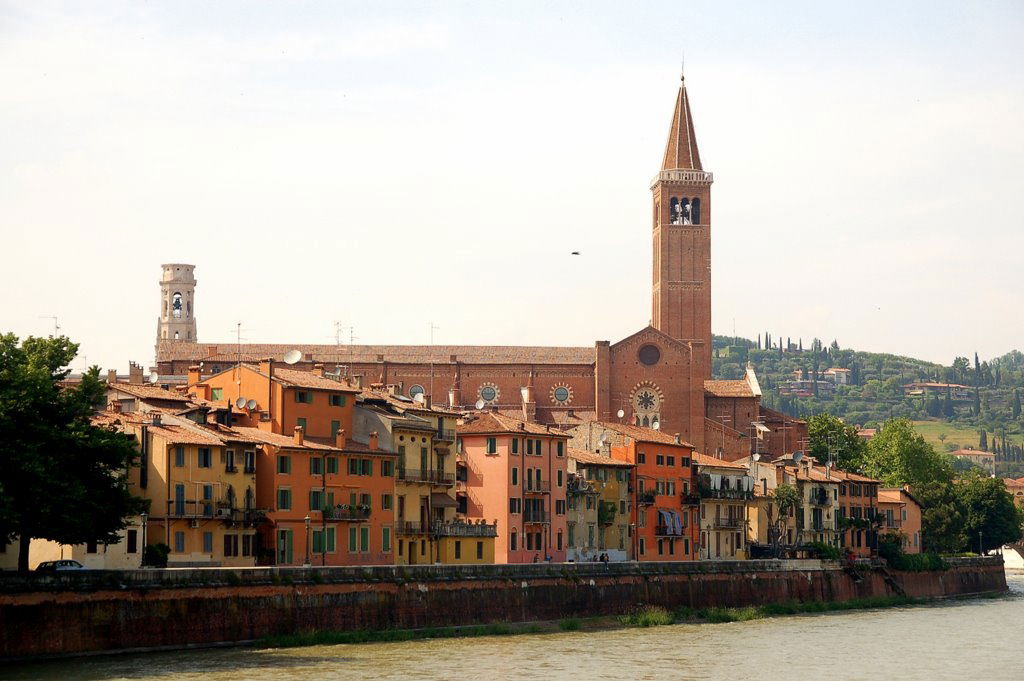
(650, 72), (713, 379)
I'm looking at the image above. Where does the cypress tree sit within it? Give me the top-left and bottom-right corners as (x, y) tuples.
(980, 428), (988, 451)
(1013, 389), (1021, 420)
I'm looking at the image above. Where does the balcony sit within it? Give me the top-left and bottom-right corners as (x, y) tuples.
(396, 521), (427, 535)
(243, 465), (256, 474)
(698, 485), (754, 501)
(655, 524), (685, 537)
(810, 490), (832, 507)
(523, 510), (550, 524)
(166, 500), (215, 519)
(435, 428), (456, 443)
(681, 492), (701, 506)
(396, 468), (455, 486)
(225, 464), (238, 474)
(524, 480), (551, 494)
(324, 506), (371, 522)
(432, 520), (498, 537)
(637, 490), (657, 505)
(711, 517), (745, 530)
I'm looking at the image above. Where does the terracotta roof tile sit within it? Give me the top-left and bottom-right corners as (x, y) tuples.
(458, 412), (567, 437)
(107, 382), (193, 403)
(704, 379), (756, 398)
(158, 341), (594, 366)
(693, 453), (749, 470)
(568, 448), (633, 467)
(950, 449), (994, 457)
(591, 421), (694, 447)
(358, 388), (461, 416)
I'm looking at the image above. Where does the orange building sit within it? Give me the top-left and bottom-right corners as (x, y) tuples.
(457, 412), (569, 564)
(240, 426), (396, 566)
(832, 469), (881, 557)
(188, 360), (359, 441)
(878, 487), (923, 554)
(572, 422), (699, 561)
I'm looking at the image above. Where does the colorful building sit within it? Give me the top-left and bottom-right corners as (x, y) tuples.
(832, 468), (881, 557)
(878, 487), (923, 554)
(572, 421), (699, 561)
(565, 448), (633, 562)
(776, 458), (840, 549)
(241, 426), (396, 566)
(355, 387), (495, 564)
(457, 411), (568, 563)
(694, 453), (755, 560)
(98, 407), (263, 567)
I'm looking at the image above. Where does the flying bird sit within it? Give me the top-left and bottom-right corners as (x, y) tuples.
(571, 251), (581, 256)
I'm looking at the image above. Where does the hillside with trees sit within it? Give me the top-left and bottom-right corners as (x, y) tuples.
(712, 335), (1024, 476)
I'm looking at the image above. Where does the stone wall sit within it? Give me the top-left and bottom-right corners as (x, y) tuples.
(0, 557), (1005, 660)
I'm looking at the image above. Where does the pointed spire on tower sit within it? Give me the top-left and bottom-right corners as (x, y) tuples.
(660, 70), (703, 172)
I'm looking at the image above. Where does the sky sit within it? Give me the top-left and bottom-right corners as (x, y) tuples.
(2, 1), (1022, 372)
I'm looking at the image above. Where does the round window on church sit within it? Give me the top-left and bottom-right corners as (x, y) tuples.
(479, 385), (498, 403)
(638, 344), (661, 366)
(553, 387), (570, 402)
(408, 384), (425, 399)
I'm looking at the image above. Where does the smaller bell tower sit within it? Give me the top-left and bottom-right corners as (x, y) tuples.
(157, 263), (197, 344)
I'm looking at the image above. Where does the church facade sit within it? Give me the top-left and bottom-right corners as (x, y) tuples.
(155, 75), (795, 460)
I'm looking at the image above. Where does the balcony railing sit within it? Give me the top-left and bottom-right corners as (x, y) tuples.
(243, 464), (256, 474)
(524, 480), (551, 493)
(432, 521), (498, 537)
(637, 490), (657, 505)
(396, 521), (427, 535)
(523, 510), (550, 524)
(225, 464), (238, 473)
(324, 506), (371, 522)
(397, 468), (455, 486)
(711, 518), (745, 529)
(166, 500), (216, 518)
(681, 492), (701, 505)
(810, 491), (832, 507)
(698, 486), (754, 501)
(435, 428), (456, 443)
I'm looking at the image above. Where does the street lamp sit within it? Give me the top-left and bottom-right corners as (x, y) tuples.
(304, 514), (311, 567)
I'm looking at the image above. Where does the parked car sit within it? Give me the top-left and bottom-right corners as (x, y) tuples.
(35, 560), (87, 572)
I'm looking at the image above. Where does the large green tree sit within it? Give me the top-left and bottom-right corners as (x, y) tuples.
(913, 480), (966, 553)
(956, 472), (1022, 553)
(861, 418), (954, 487)
(0, 334), (148, 571)
(807, 413), (866, 471)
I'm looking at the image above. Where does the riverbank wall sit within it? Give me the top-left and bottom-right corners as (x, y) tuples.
(0, 556), (1004, 660)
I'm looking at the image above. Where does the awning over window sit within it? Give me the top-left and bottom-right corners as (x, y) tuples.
(430, 493), (457, 508)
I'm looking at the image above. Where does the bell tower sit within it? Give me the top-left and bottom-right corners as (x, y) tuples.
(156, 263), (197, 344)
(651, 73), (713, 378)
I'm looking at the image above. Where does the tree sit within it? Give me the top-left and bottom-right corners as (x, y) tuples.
(979, 428), (988, 451)
(768, 483), (800, 554)
(807, 413), (866, 471)
(862, 418), (953, 488)
(0, 334), (148, 571)
(914, 480), (966, 553)
(1014, 390), (1021, 420)
(957, 472), (1023, 553)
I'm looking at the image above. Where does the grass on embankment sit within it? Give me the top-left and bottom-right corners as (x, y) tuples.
(258, 596), (927, 649)
(619, 595), (922, 628)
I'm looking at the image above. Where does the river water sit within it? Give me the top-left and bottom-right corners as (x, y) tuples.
(7, 572), (1022, 681)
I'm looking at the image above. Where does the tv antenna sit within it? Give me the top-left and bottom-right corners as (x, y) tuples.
(38, 315), (60, 336)
(429, 321), (440, 399)
(334, 322), (356, 376)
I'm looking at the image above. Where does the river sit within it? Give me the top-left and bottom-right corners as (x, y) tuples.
(6, 571), (1022, 681)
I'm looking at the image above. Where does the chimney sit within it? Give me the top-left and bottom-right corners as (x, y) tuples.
(336, 428), (347, 449)
(369, 431), (379, 450)
(107, 369), (118, 384)
(151, 413), (161, 426)
(128, 361), (143, 385)
(110, 400), (122, 413)
(423, 394), (432, 409)
(293, 425), (304, 446)
(312, 363), (324, 377)
(674, 433), (681, 445)
(352, 374), (363, 389)
(259, 357), (273, 379)
(187, 365), (201, 387)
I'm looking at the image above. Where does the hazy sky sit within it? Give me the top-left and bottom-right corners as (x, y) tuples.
(2, 1), (1022, 372)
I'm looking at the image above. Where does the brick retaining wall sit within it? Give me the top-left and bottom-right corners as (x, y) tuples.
(0, 557), (1006, 660)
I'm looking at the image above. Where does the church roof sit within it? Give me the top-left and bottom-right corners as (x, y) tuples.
(704, 380), (757, 398)
(157, 341), (594, 366)
(661, 77), (703, 171)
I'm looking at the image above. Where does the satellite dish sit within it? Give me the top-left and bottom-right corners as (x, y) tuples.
(283, 349), (302, 365)
(246, 399), (257, 410)
(616, 409), (625, 419)
(652, 421), (661, 430)
(235, 397), (247, 409)
(752, 453), (761, 462)
(597, 434), (607, 446)
(148, 372), (160, 383)
(413, 393), (425, 404)
(474, 399), (486, 410)
(792, 451), (804, 464)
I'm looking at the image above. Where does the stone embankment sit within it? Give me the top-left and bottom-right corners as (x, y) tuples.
(0, 556), (1005, 660)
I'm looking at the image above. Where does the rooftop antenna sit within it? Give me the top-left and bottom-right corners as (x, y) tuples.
(38, 315), (60, 336)
(429, 321), (440, 399)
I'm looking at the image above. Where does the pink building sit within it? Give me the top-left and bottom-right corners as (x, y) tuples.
(457, 412), (568, 563)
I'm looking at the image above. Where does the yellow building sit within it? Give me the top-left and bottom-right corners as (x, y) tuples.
(98, 407), (263, 567)
(694, 454), (756, 560)
(566, 448), (633, 561)
(355, 387), (496, 564)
